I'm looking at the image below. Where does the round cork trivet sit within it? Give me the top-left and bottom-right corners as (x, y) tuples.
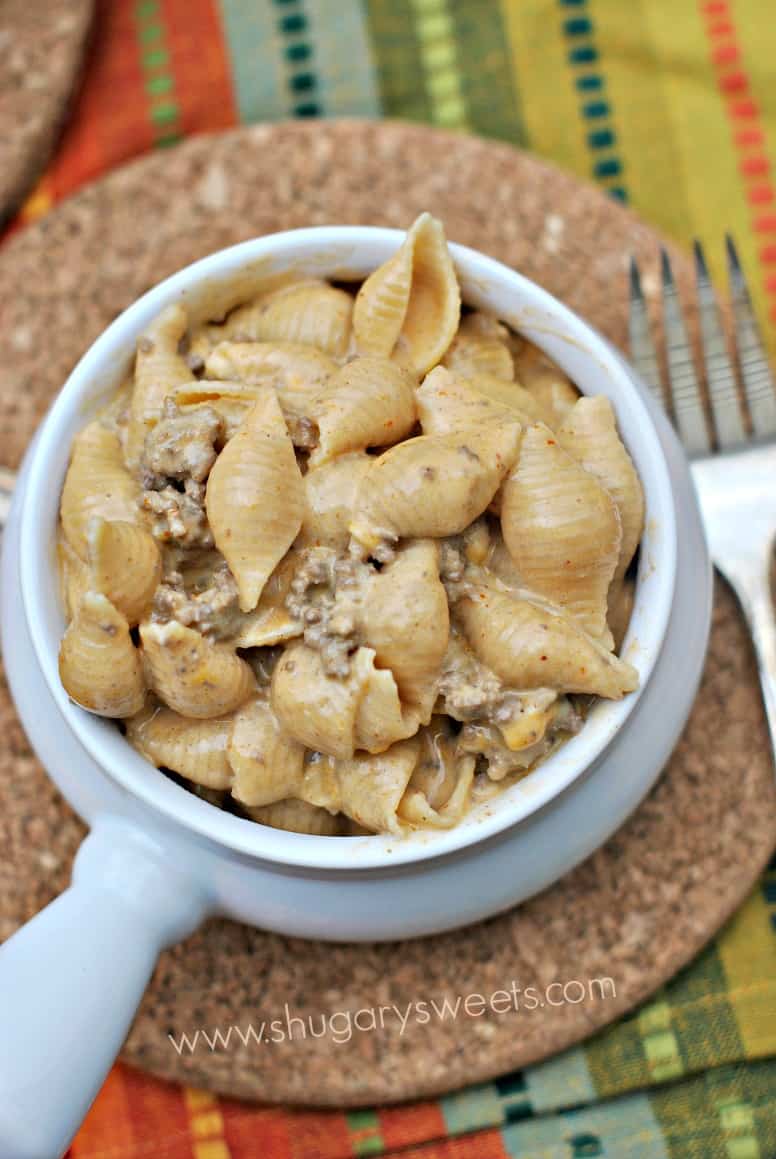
(1, 123), (774, 1106)
(0, 0), (94, 225)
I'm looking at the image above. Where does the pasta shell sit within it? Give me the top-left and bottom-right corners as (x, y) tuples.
(458, 582), (638, 698)
(301, 738), (421, 835)
(353, 213), (460, 375)
(88, 518), (161, 626)
(308, 356), (417, 468)
(462, 372), (547, 424)
(173, 379), (263, 441)
(270, 643), (417, 759)
(126, 702), (233, 789)
(58, 537), (90, 619)
(354, 660), (420, 754)
(222, 281), (353, 359)
(246, 799), (344, 836)
(558, 396), (645, 581)
(442, 312), (514, 382)
(271, 641), (371, 759)
(361, 540), (449, 722)
(61, 422), (143, 559)
(186, 325), (219, 366)
(417, 366), (535, 437)
(204, 341), (337, 439)
(302, 452), (371, 549)
(140, 620), (255, 718)
(484, 534), (523, 590)
(227, 696), (305, 806)
(501, 423), (621, 641)
(205, 391), (304, 612)
(127, 304), (192, 466)
(608, 577), (636, 652)
(514, 342), (579, 428)
(59, 592), (145, 717)
(349, 423), (522, 550)
(232, 549), (303, 648)
(398, 723), (475, 829)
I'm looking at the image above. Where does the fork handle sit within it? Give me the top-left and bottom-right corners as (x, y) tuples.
(728, 549), (776, 762)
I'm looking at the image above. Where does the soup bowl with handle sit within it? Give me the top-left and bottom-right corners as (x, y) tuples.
(0, 225), (710, 1158)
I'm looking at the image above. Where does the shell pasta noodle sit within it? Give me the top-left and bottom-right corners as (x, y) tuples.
(55, 214), (645, 836)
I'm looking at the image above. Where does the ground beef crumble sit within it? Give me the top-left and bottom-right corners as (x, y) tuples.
(143, 479), (213, 548)
(142, 398), (223, 484)
(152, 560), (241, 639)
(284, 545), (370, 677)
(140, 400), (223, 548)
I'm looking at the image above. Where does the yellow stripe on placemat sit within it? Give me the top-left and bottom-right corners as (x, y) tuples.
(500, 0), (587, 174)
(17, 177), (53, 225)
(185, 1087), (232, 1159)
(589, 0), (693, 239)
(717, 889), (776, 1059)
(638, 1), (752, 291)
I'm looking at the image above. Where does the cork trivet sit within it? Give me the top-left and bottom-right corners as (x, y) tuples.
(0, 0), (94, 225)
(1, 123), (774, 1106)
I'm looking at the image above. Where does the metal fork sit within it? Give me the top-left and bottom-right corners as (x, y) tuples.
(629, 239), (776, 759)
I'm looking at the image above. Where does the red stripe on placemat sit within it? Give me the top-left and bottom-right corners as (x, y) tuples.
(701, 0), (776, 321)
(227, 1103), (357, 1159)
(379, 1101), (449, 1151)
(388, 1131), (511, 1158)
(160, 0), (238, 135)
(48, 0), (154, 203)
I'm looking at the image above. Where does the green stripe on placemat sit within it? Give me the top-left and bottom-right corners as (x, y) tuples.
(408, 0), (468, 129)
(449, 1), (525, 144)
(440, 1062), (776, 1155)
(346, 1107), (384, 1155)
(585, 947), (746, 1097)
(134, 0), (182, 146)
(364, 0), (433, 123)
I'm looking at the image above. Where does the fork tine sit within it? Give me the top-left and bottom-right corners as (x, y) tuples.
(726, 234), (776, 438)
(694, 240), (746, 448)
(660, 247), (712, 456)
(628, 256), (667, 407)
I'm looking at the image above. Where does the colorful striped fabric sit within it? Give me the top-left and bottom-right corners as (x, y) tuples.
(60, 864), (776, 1157)
(6, 2), (776, 1155)
(15, 0), (776, 356)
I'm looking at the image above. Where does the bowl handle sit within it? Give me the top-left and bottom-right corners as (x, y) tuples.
(0, 814), (214, 1159)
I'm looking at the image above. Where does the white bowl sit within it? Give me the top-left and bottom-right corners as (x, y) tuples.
(0, 227), (709, 1158)
(21, 227), (676, 869)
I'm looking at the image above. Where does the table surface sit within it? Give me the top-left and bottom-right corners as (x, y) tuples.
(2, 3), (775, 1158)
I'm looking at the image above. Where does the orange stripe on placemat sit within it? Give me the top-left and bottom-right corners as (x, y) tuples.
(70, 1066), (138, 1156)
(700, 0), (776, 324)
(160, 0), (238, 134)
(47, 0), (154, 202)
(379, 1101), (449, 1151)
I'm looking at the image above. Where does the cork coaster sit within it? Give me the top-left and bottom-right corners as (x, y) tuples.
(0, 0), (94, 225)
(1, 123), (774, 1105)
